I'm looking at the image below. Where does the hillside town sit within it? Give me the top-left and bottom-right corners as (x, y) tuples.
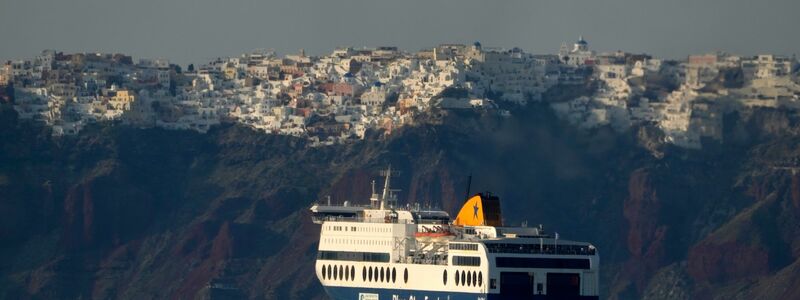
(1, 37), (798, 148)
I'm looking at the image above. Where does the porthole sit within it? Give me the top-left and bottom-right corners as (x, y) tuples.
(351, 266), (355, 281)
(362, 267), (367, 281)
(369, 266), (373, 281)
(333, 265), (338, 280)
(344, 266), (349, 281)
(380, 267), (385, 282)
(322, 265), (326, 280)
(455, 270), (460, 286)
(339, 265), (343, 280)
(443, 270), (448, 285)
(404, 268), (408, 283)
(392, 268), (397, 283)
(327, 265), (332, 280)
(374, 267), (379, 282)
(478, 272), (483, 287)
(467, 271), (472, 286)
(473, 271), (477, 286)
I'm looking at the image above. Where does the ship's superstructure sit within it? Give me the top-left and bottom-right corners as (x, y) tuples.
(310, 167), (599, 299)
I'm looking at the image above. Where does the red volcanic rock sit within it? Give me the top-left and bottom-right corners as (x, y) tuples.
(687, 242), (770, 283)
(172, 221), (232, 298)
(686, 192), (782, 285)
(210, 222), (234, 261)
(61, 161), (156, 250)
(624, 169), (664, 262)
(255, 210), (324, 299)
(62, 181), (95, 249)
(436, 168), (457, 211)
(406, 168), (457, 211)
(621, 168), (670, 292)
(327, 169), (373, 205)
(174, 221), (217, 256)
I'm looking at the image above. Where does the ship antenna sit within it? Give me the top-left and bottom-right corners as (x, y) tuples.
(464, 173), (472, 202)
(380, 165), (392, 210)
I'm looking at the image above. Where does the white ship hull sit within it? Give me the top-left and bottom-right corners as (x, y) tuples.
(311, 167), (600, 299)
(316, 260), (599, 300)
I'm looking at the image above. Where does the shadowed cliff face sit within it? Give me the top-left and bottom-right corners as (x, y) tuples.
(792, 173), (800, 212)
(621, 169), (667, 292)
(1, 103), (800, 300)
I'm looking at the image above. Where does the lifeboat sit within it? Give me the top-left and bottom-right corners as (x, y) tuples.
(415, 225), (455, 242)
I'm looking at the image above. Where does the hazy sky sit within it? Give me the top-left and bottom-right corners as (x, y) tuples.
(1, 0), (798, 65)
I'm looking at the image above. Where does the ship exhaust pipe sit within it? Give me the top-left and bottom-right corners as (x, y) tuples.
(464, 173), (472, 202)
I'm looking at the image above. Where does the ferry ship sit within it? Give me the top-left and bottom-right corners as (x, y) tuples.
(310, 167), (599, 299)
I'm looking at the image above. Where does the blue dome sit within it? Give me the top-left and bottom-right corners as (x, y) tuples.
(473, 41), (482, 48)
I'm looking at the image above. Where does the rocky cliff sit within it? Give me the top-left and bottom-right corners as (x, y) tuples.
(1, 101), (800, 299)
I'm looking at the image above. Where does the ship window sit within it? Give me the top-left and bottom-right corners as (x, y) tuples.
(322, 265), (326, 280)
(369, 266), (373, 281)
(333, 265), (338, 280)
(351, 266), (355, 281)
(495, 257), (590, 269)
(443, 270), (447, 285)
(374, 267), (379, 282)
(317, 251), (390, 263)
(380, 267), (385, 282)
(327, 265), (332, 279)
(339, 265), (344, 280)
(478, 272), (483, 287)
(453, 256), (481, 266)
(455, 270), (460, 286)
(362, 267), (367, 281)
(449, 243), (479, 251)
(467, 271), (472, 286)
(344, 265), (349, 280)
(485, 243), (596, 256)
(404, 268), (408, 283)
(392, 268), (396, 283)
(472, 271), (477, 287)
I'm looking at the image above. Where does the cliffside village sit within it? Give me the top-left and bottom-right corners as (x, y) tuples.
(1, 37), (798, 148)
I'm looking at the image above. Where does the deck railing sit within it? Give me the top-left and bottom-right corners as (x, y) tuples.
(485, 243), (597, 256)
(312, 214), (415, 224)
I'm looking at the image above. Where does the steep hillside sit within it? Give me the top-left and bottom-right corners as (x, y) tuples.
(1, 102), (800, 299)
